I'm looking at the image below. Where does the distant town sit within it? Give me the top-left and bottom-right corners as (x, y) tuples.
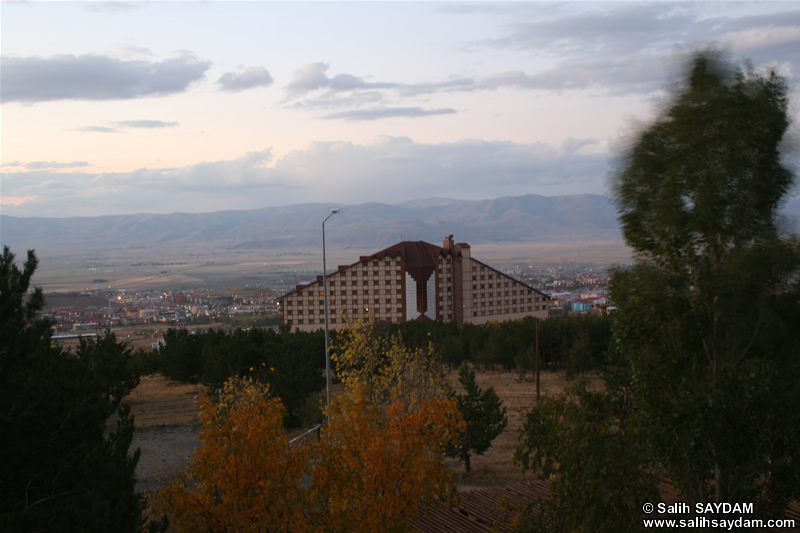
(42, 261), (615, 335)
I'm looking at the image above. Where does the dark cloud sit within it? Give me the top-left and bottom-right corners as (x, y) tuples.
(217, 66), (274, 92)
(24, 161), (90, 169)
(1, 53), (211, 103)
(321, 107), (457, 121)
(464, 3), (800, 91)
(114, 120), (179, 128)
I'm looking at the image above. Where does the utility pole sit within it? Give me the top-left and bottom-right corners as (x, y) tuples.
(535, 317), (540, 401)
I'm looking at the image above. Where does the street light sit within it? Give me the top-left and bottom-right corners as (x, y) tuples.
(323, 208), (339, 423)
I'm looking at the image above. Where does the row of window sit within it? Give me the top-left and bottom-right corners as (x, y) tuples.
(472, 297), (541, 305)
(325, 279), (401, 286)
(286, 288), (403, 307)
(292, 315), (398, 326)
(335, 268), (401, 277)
(471, 306), (540, 317)
(288, 304), (404, 315)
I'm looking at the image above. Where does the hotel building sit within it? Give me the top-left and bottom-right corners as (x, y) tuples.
(278, 235), (551, 331)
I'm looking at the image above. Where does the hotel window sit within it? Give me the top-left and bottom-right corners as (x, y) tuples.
(352, 299), (357, 305)
(319, 300), (324, 306)
(351, 290), (357, 295)
(331, 300), (336, 305)
(298, 319), (304, 324)
(287, 310), (293, 315)
(298, 310), (304, 315)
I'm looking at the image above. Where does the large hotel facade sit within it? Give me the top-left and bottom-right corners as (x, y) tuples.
(278, 235), (551, 332)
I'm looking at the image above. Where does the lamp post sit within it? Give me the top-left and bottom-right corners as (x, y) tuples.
(322, 208), (339, 423)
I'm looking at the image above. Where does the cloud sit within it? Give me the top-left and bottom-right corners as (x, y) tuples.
(114, 120), (178, 128)
(286, 62), (398, 98)
(77, 126), (120, 133)
(321, 107), (457, 121)
(1, 139), (610, 217)
(217, 66), (274, 92)
(24, 161), (90, 170)
(284, 58), (663, 120)
(460, 3), (800, 92)
(1, 53), (211, 103)
(0, 196), (38, 207)
(78, 120), (178, 133)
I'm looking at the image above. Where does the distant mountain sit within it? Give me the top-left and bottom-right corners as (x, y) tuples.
(0, 194), (634, 255)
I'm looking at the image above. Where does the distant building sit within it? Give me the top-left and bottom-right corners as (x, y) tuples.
(278, 235), (551, 331)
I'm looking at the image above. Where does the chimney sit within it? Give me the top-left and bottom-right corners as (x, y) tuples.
(443, 235), (454, 251)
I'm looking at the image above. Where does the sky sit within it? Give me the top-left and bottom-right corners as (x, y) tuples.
(2, 1), (800, 218)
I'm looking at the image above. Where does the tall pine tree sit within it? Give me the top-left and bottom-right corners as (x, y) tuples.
(0, 247), (145, 532)
(610, 50), (800, 513)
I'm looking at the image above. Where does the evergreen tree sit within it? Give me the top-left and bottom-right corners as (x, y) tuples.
(0, 247), (145, 532)
(447, 362), (508, 473)
(610, 50), (800, 512)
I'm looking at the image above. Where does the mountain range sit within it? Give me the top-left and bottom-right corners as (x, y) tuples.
(3, 193), (798, 256)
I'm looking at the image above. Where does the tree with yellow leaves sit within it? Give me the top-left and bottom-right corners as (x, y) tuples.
(331, 314), (451, 412)
(310, 386), (463, 532)
(152, 318), (464, 533)
(151, 378), (313, 532)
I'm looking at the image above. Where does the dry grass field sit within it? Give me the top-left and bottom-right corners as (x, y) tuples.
(444, 366), (602, 487)
(32, 241), (630, 294)
(126, 368), (601, 494)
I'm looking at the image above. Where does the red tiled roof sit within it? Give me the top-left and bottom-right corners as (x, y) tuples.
(411, 480), (799, 533)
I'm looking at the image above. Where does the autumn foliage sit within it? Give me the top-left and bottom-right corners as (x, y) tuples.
(313, 387), (462, 532)
(152, 378), (311, 532)
(152, 317), (463, 532)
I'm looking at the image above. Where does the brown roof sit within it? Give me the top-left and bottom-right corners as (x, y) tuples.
(411, 480), (800, 533)
(410, 481), (551, 533)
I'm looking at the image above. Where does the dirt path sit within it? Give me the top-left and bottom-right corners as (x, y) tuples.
(133, 424), (202, 493)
